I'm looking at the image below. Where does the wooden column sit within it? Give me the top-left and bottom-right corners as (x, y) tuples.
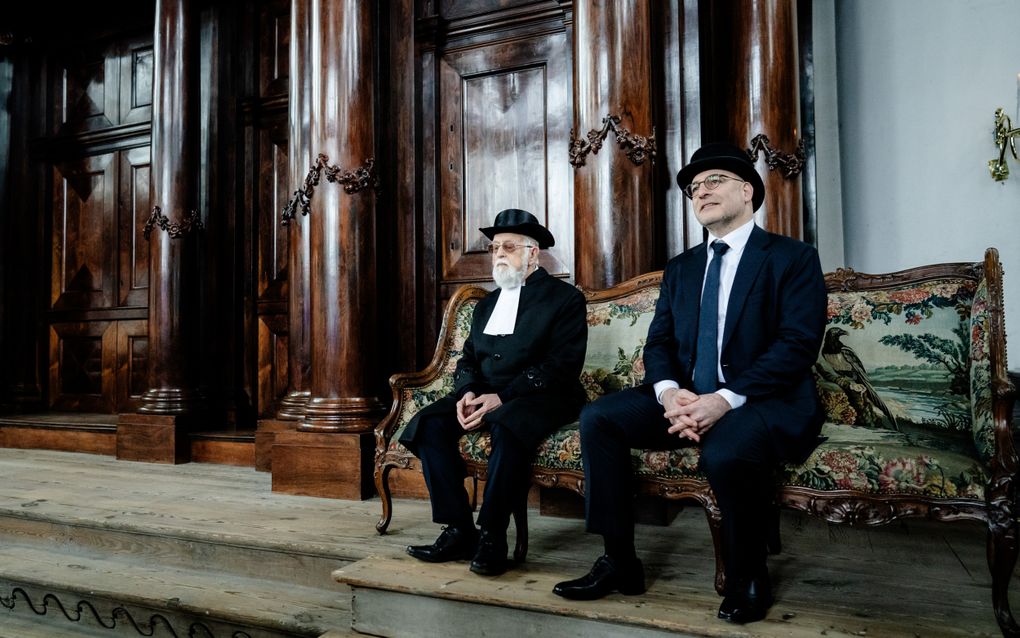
(571, 0), (657, 290)
(708, 0), (803, 239)
(118, 0), (204, 463)
(271, 0), (381, 499)
(255, 0), (314, 471)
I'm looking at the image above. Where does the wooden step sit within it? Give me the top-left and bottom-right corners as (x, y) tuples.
(0, 543), (348, 637)
(335, 553), (993, 638)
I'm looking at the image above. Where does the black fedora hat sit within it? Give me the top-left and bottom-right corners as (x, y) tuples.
(676, 142), (765, 211)
(479, 209), (555, 248)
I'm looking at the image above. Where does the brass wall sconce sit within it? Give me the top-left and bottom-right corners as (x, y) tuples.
(989, 107), (1020, 182)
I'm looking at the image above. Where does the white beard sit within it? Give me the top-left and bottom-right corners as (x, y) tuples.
(492, 254), (530, 290)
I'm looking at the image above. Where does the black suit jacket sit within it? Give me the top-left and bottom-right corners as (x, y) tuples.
(643, 224), (827, 463)
(400, 267), (587, 451)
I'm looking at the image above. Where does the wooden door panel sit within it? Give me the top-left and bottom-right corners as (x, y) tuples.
(52, 153), (117, 310)
(257, 313), (288, 417)
(115, 319), (148, 412)
(257, 121), (290, 301)
(120, 38), (154, 125)
(48, 321), (116, 412)
(438, 31), (572, 284)
(54, 47), (119, 135)
(119, 146), (151, 307)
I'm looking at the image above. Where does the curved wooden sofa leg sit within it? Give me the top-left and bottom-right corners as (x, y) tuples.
(705, 508), (726, 595)
(512, 496), (529, 564)
(988, 513), (1020, 637)
(375, 464), (394, 534)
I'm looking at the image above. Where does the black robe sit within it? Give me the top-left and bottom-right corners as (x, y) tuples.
(399, 267), (587, 452)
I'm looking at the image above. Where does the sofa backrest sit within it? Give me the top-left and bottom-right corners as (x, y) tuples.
(816, 261), (995, 464)
(581, 273), (661, 401)
(391, 256), (1003, 466)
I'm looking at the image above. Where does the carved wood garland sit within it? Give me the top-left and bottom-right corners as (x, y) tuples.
(569, 114), (656, 167)
(281, 153), (379, 225)
(746, 133), (805, 178)
(142, 206), (204, 239)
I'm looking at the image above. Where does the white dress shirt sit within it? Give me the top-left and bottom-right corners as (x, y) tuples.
(483, 284), (523, 335)
(654, 219), (755, 409)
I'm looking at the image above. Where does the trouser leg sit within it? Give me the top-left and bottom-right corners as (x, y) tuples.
(580, 386), (683, 551)
(475, 422), (534, 534)
(415, 413), (475, 529)
(698, 407), (776, 588)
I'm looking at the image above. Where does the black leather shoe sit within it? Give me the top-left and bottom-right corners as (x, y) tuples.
(469, 529), (509, 576)
(717, 576), (773, 624)
(552, 555), (645, 600)
(406, 526), (478, 563)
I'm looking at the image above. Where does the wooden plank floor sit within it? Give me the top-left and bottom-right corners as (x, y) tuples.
(0, 448), (1013, 637)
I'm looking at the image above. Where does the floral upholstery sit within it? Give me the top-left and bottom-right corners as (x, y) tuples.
(387, 271), (994, 503)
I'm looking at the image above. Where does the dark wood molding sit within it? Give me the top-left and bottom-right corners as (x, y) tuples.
(747, 133), (805, 178)
(569, 114), (656, 167)
(142, 205), (204, 239)
(281, 154), (379, 224)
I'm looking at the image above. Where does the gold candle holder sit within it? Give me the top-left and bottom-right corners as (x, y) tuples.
(989, 108), (1020, 182)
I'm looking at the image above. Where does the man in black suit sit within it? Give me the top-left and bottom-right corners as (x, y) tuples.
(553, 143), (827, 624)
(400, 209), (587, 577)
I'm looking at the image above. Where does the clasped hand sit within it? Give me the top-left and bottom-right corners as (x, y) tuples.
(661, 388), (730, 443)
(456, 391), (502, 430)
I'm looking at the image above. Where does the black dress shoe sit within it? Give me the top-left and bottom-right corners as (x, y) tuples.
(552, 555), (645, 600)
(469, 530), (509, 576)
(717, 576), (773, 624)
(406, 526), (478, 563)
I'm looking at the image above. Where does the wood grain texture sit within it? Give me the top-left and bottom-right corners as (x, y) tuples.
(572, 0), (656, 289)
(271, 431), (374, 499)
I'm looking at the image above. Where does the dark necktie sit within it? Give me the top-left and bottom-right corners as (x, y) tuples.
(693, 240), (730, 394)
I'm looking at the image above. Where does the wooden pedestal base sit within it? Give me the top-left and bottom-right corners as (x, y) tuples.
(271, 430), (374, 500)
(254, 418), (299, 472)
(116, 413), (194, 464)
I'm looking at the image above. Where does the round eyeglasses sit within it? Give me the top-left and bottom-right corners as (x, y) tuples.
(683, 174), (746, 199)
(487, 241), (535, 255)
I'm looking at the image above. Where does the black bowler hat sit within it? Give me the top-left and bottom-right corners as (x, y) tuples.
(479, 209), (555, 249)
(676, 142), (765, 212)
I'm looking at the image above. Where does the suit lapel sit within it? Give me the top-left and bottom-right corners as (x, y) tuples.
(721, 225), (769, 353)
(680, 246), (707, 348)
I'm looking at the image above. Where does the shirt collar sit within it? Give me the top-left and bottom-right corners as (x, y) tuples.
(707, 218), (755, 255)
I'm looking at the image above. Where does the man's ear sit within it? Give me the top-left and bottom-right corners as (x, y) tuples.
(742, 181), (754, 205)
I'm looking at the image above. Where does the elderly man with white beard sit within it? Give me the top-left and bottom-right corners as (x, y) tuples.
(399, 209), (587, 576)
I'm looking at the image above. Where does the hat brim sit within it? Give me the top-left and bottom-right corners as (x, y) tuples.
(479, 223), (555, 249)
(676, 155), (765, 212)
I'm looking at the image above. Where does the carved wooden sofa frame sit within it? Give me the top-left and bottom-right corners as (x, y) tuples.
(374, 249), (1017, 636)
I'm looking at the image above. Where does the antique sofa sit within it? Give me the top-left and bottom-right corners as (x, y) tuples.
(374, 248), (1017, 636)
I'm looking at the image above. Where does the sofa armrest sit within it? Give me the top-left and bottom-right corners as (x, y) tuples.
(973, 248), (1018, 480)
(374, 284), (489, 454)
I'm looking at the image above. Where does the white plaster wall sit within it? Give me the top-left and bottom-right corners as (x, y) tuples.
(834, 0), (1020, 371)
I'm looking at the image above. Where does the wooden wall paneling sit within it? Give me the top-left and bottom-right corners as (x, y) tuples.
(119, 35), (154, 126)
(439, 0), (538, 20)
(51, 152), (118, 311)
(52, 44), (120, 136)
(257, 312), (289, 418)
(115, 319), (148, 412)
(379, 0), (422, 373)
(49, 320), (116, 412)
(257, 120), (290, 304)
(118, 146), (151, 308)
(419, 40), (440, 361)
(1, 50), (46, 409)
(259, 0), (291, 99)
(437, 30), (572, 291)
